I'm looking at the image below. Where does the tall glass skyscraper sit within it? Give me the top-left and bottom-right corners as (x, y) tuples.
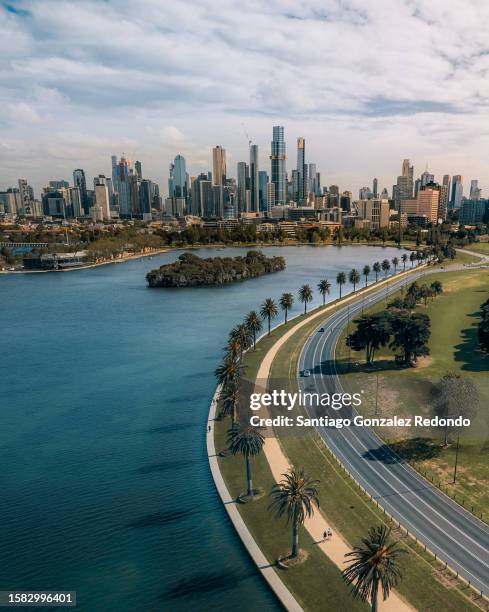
(169, 154), (188, 199)
(249, 144), (259, 212)
(258, 170), (268, 212)
(270, 126), (286, 204)
(296, 137), (305, 203)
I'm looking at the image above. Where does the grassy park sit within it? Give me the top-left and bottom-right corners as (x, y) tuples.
(336, 267), (489, 523)
(213, 269), (484, 611)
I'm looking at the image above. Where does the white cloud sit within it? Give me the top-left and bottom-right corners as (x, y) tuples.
(1, 0), (489, 196)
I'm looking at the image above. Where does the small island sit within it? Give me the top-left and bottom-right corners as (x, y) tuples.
(146, 250), (286, 287)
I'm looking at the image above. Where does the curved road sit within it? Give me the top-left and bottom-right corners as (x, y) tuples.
(298, 266), (489, 596)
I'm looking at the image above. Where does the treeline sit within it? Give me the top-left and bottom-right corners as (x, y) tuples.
(146, 250), (286, 288)
(347, 280), (443, 366)
(478, 298), (489, 353)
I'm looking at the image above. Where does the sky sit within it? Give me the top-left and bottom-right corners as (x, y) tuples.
(1, 0), (489, 197)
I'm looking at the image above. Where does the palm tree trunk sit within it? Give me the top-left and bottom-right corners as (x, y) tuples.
(245, 455), (253, 496)
(323, 294), (325, 305)
(253, 331), (256, 350)
(365, 277), (368, 287)
(268, 316), (271, 336)
(291, 522), (299, 558)
(304, 302), (307, 315)
(284, 308), (288, 324)
(371, 578), (379, 612)
(339, 285), (342, 299)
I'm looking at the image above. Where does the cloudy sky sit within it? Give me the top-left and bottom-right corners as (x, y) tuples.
(2, 0), (489, 197)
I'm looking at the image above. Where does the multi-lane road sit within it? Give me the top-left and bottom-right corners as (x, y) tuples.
(298, 267), (489, 595)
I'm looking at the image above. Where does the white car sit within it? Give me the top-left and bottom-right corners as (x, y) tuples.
(303, 369), (311, 377)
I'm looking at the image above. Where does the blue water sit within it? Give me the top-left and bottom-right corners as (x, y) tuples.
(0, 245), (402, 611)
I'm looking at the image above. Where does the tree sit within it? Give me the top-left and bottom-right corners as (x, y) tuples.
(336, 272), (347, 298)
(229, 323), (252, 360)
(279, 292), (294, 324)
(260, 298), (279, 335)
(228, 422), (265, 497)
(479, 298), (489, 353)
(401, 253), (408, 270)
(433, 373), (479, 446)
(349, 269), (361, 292)
(298, 284), (313, 314)
(245, 310), (262, 350)
(215, 356), (243, 389)
(269, 468), (319, 559)
(220, 382), (240, 422)
(381, 259), (391, 278)
(392, 257), (399, 274)
(430, 280), (443, 296)
(347, 313), (392, 364)
(409, 252), (416, 267)
(389, 311), (431, 366)
(373, 262), (381, 282)
(363, 265), (371, 287)
(343, 525), (405, 612)
(318, 279), (331, 305)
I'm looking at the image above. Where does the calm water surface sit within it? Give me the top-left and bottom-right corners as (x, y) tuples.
(0, 245), (402, 611)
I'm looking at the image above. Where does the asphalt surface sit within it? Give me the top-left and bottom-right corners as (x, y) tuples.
(298, 265), (489, 595)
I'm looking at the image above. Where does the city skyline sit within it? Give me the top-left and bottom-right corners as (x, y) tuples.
(2, 1), (489, 195)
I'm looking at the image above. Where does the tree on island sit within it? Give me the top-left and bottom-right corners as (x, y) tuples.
(336, 272), (347, 298)
(228, 422), (265, 497)
(318, 279), (331, 305)
(347, 313), (392, 364)
(245, 311), (262, 350)
(298, 284), (313, 314)
(363, 265), (371, 287)
(372, 262), (381, 282)
(279, 292), (294, 324)
(349, 269), (361, 292)
(269, 467), (319, 559)
(342, 525), (406, 612)
(260, 298), (279, 335)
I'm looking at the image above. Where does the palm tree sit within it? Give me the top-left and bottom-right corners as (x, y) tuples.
(298, 284), (313, 314)
(269, 468), (319, 558)
(220, 381), (239, 422)
(401, 253), (408, 270)
(228, 422), (265, 497)
(229, 323), (252, 360)
(215, 356), (243, 389)
(318, 279), (331, 305)
(362, 265), (371, 287)
(381, 259), (391, 278)
(343, 525), (405, 612)
(336, 272), (346, 298)
(279, 292), (294, 324)
(260, 298), (278, 335)
(372, 262), (381, 282)
(409, 252), (416, 267)
(349, 269), (361, 292)
(225, 338), (241, 363)
(392, 257), (399, 274)
(245, 310), (262, 350)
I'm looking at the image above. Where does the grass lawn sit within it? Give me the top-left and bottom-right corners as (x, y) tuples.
(336, 267), (489, 524)
(465, 242), (489, 256)
(456, 250), (484, 264)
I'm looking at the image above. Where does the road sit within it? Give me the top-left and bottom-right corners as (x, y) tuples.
(298, 265), (489, 596)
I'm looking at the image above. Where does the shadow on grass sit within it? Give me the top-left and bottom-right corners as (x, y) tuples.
(364, 438), (442, 464)
(334, 357), (406, 375)
(454, 311), (489, 372)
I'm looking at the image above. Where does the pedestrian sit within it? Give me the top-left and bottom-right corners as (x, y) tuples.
(208, 425), (211, 432)
(323, 530), (327, 541)
(327, 527), (332, 538)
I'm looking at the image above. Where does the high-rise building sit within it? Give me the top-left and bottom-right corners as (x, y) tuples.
(237, 162), (249, 213)
(373, 178), (378, 198)
(460, 199), (488, 225)
(249, 144), (259, 212)
(258, 170), (268, 212)
(94, 178), (111, 220)
(442, 175), (451, 204)
(296, 137), (305, 203)
(73, 169), (88, 214)
(270, 126), (286, 204)
(358, 199), (390, 229)
(112, 155), (132, 216)
(139, 179), (154, 215)
(420, 170), (434, 187)
(212, 146), (226, 186)
(438, 184), (449, 220)
(395, 159), (414, 210)
(470, 179), (481, 200)
(267, 182), (275, 210)
(308, 163), (316, 196)
(169, 154), (188, 200)
(450, 175), (463, 209)
(135, 160), (142, 179)
(18, 179), (34, 214)
(418, 184), (440, 223)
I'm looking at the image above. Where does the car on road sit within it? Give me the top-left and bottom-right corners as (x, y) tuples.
(303, 369), (311, 377)
(318, 327), (324, 332)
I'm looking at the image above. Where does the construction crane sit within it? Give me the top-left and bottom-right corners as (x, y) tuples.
(241, 122), (252, 148)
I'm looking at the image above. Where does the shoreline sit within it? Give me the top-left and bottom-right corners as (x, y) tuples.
(0, 240), (414, 276)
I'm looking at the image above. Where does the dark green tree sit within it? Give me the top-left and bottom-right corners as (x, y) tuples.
(228, 422), (265, 497)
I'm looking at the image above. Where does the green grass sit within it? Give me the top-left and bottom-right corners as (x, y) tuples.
(465, 242), (489, 255)
(336, 267), (489, 525)
(456, 250), (483, 264)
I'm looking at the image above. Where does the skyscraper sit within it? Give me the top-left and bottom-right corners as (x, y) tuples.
(249, 144), (259, 212)
(212, 146), (226, 186)
(308, 163), (316, 197)
(169, 154), (188, 200)
(470, 179), (481, 200)
(94, 177), (111, 220)
(373, 178), (378, 198)
(296, 137), (305, 203)
(237, 162), (249, 213)
(395, 159), (414, 211)
(270, 126), (286, 204)
(135, 160), (142, 179)
(112, 155), (132, 216)
(451, 175), (463, 209)
(73, 169), (88, 215)
(258, 170), (268, 212)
